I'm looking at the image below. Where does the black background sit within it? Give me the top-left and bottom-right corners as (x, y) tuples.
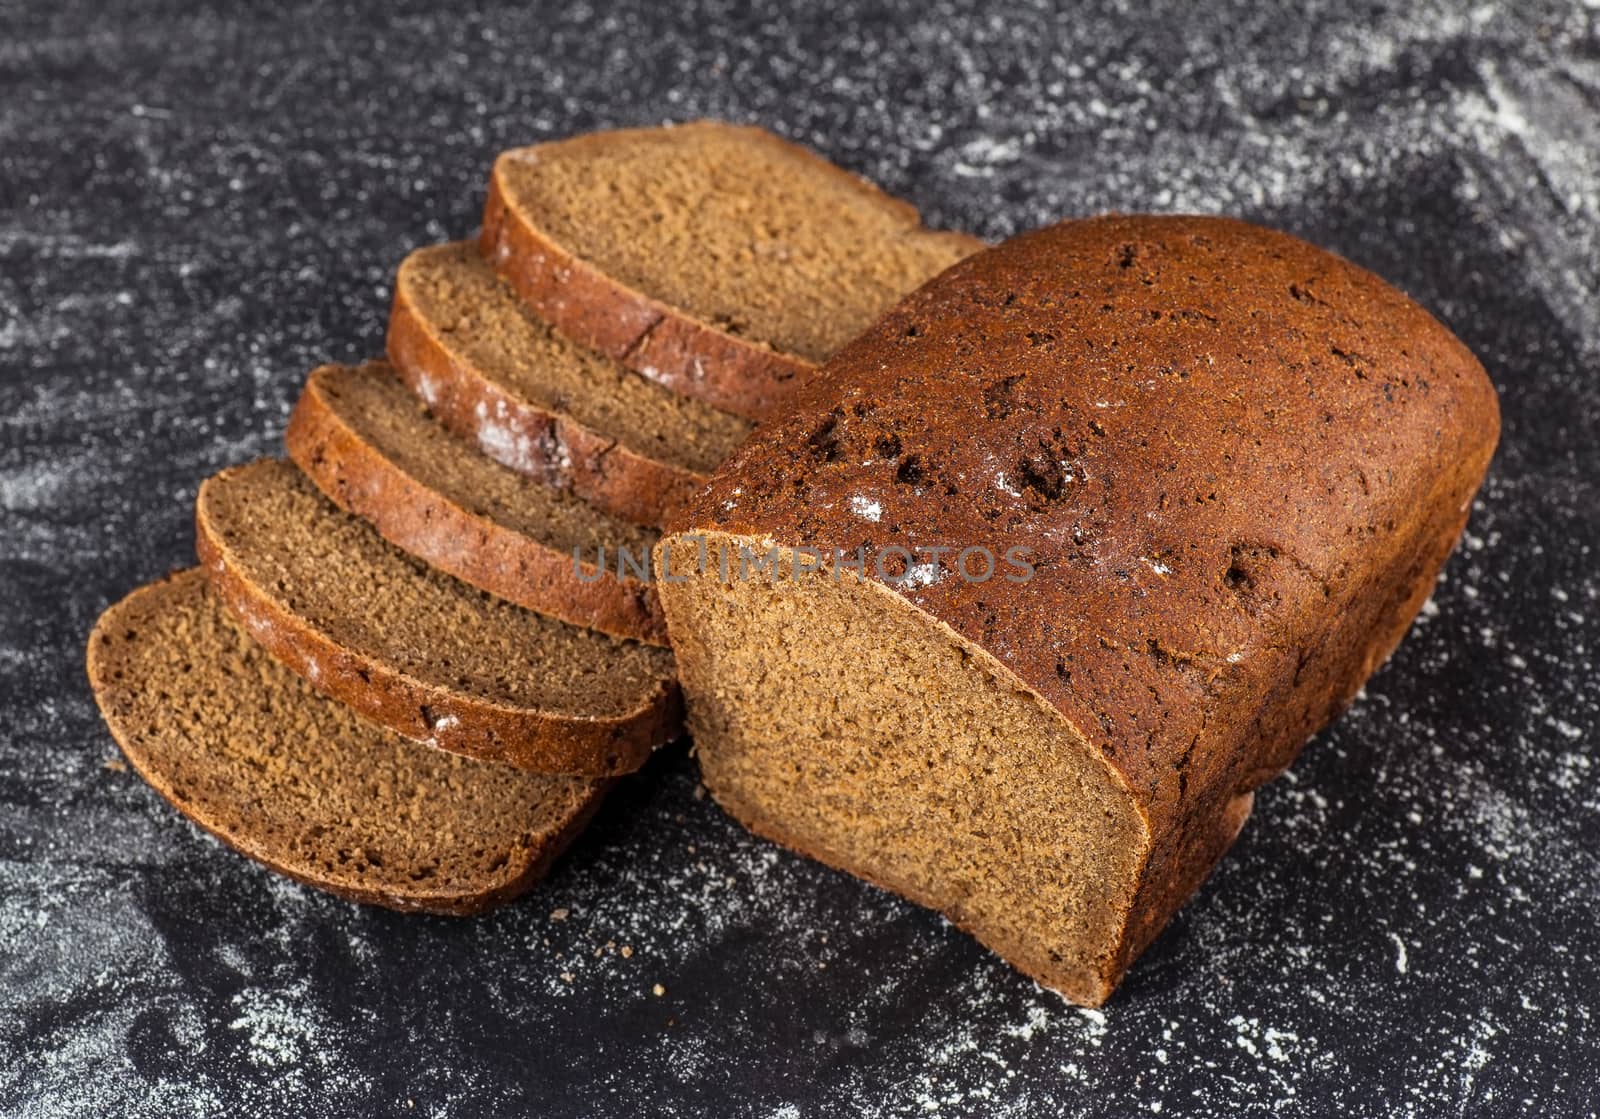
(3, 2), (1599, 1116)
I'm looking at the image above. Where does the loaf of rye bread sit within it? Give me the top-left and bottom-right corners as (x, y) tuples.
(655, 215), (1500, 1005)
(87, 571), (609, 914)
(480, 121), (985, 421)
(287, 361), (669, 644)
(196, 460), (680, 776)
(387, 242), (752, 526)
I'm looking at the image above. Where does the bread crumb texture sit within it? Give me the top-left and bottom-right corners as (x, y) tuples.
(493, 121), (981, 362)
(300, 362), (660, 564)
(85, 570), (607, 914)
(287, 362), (670, 644)
(198, 459), (674, 716)
(393, 242), (751, 477)
(195, 459), (681, 774)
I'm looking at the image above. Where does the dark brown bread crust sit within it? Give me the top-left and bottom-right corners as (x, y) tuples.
(479, 123), (985, 422)
(286, 361), (669, 645)
(196, 466), (683, 777)
(86, 570), (611, 916)
(387, 259), (710, 528)
(673, 214), (1500, 997)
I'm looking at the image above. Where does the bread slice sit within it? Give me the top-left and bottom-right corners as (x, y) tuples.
(655, 215), (1500, 1005)
(387, 241), (752, 526)
(480, 121), (985, 421)
(86, 570), (609, 914)
(286, 361), (668, 645)
(195, 459), (680, 776)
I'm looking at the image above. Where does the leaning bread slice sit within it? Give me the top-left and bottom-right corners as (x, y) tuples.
(87, 570), (608, 914)
(287, 361), (667, 645)
(480, 121), (984, 421)
(387, 242), (752, 527)
(196, 460), (679, 776)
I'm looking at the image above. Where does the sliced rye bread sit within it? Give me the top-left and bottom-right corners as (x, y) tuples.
(195, 459), (680, 776)
(86, 569), (609, 915)
(387, 241), (752, 527)
(286, 361), (668, 645)
(479, 120), (985, 421)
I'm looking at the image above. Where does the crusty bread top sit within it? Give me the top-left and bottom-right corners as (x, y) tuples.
(489, 121), (983, 364)
(678, 214), (1501, 809)
(86, 570), (606, 915)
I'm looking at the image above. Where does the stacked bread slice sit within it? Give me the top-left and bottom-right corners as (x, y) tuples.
(88, 121), (981, 915)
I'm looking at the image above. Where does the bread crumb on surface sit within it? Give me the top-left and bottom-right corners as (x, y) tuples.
(652, 983), (666, 997)
(550, 907), (569, 921)
(620, 945), (634, 958)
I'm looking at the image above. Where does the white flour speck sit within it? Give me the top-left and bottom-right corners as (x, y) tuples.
(474, 400), (540, 475)
(850, 495), (883, 522)
(1389, 932), (1409, 974)
(902, 560), (941, 589)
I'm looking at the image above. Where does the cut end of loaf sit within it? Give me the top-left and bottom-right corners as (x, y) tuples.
(656, 531), (1151, 1006)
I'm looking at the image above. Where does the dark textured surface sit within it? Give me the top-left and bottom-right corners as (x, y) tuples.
(2, 1), (1597, 1115)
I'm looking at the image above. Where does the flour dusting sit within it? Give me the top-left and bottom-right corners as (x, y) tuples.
(4, 0), (1599, 1115)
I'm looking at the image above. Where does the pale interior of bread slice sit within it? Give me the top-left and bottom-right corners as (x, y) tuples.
(87, 570), (601, 911)
(398, 243), (753, 475)
(310, 362), (661, 566)
(498, 125), (978, 363)
(198, 460), (676, 719)
(658, 532), (1149, 1003)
